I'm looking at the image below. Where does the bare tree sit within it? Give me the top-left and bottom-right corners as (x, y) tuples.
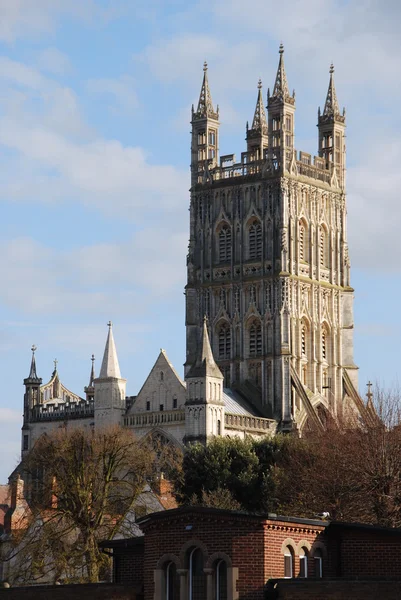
(5, 426), (154, 584)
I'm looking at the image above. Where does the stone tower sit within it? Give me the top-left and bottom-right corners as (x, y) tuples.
(94, 322), (126, 428)
(185, 48), (358, 431)
(184, 317), (225, 444)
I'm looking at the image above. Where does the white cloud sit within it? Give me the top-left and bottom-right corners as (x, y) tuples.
(0, 0), (119, 43)
(37, 47), (72, 75)
(87, 75), (139, 115)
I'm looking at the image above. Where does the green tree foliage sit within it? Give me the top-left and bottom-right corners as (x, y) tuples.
(175, 436), (292, 513)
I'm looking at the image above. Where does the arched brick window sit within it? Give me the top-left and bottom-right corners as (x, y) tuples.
(218, 224), (232, 263)
(188, 547), (206, 600)
(248, 220), (262, 260)
(299, 547), (309, 578)
(284, 546), (294, 578)
(164, 561), (179, 600)
(214, 559), (228, 600)
(313, 548), (323, 578)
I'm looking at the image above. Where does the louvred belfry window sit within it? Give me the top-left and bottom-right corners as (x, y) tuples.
(218, 324), (231, 360)
(249, 221), (262, 260)
(219, 225), (232, 263)
(249, 322), (262, 356)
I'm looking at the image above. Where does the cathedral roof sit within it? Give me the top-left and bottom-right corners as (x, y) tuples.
(222, 388), (262, 417)
(99, 321), (122, 379)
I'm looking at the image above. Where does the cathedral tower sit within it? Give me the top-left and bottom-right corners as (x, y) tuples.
(94, 322), (126, 428)
(185, 48), (358, 432)
(22, 345), (42, 456)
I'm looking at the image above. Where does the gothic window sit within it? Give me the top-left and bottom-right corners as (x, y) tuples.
(218, 323), (231, 360)
(209, 130), (216, 145)
(218, 224), (232, 263)
(249, 321), (262, 356)
(188, 548), (206, 600)
(197, 131), (206, 145)
(160, 371), (164, 381)
(249, 361), (262, 386)
(173, 397), (177, 409)
(299, 548), (309, 578)
(146, 401), (150, 411)
(248, 220), (262, 260)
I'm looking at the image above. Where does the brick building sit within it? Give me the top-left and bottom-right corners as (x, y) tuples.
(101, 506), (401, 600)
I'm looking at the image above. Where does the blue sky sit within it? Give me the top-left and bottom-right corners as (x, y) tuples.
(0, 0), (400, 482)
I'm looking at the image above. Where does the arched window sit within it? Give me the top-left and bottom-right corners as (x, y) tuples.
(164, 561), (179, 600)
(322, 329), (327, 361)
(249, 321), (262, 356)
(248, 221), (262, 260)
(284, 546), (294, 578)
(299, 548), (309, 578)
(188, 547), (205, 600)
(160, 371), (164, 381)
(313, 549), (323, 578)
(215, 559), (228, 600)
(218, 224), (232, 263)
(218, 323), (231, 360)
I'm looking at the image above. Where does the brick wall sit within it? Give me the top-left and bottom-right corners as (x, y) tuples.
(264, 519), (326, 580)
(327, 524), (401, 578)
(0, 583), (141, 600)
(140, 509), (267, 600)
(266, 579), (401, 600)
(114, 544), (144, 588)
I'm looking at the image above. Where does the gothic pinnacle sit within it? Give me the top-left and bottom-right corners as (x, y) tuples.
(193, 61), (218, 120)
(250, 78), (268, 134)
(271, 43), (294, 104)
(323, 63), (340, 118)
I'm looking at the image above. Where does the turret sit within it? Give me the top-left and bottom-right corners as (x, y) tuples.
(267, 44), (296, 172)
(184, 318), (225, 444)
(94, 322), (126, 428)
(191, 62), (220, 187)
(84, 354), (96, 402)
(22, 345), (42, 454)
(318, 64), (346, 188)
(246, 79), (268, 159)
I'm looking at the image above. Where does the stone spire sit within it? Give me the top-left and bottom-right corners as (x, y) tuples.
(322, 64), (341, 119)
(193, 61), (219, 120)
(251, 79), (268, 134)
(88, 354), (95, 387)
(270, 44), (294, 104)
(186, 317), (223, 379)
(99, 321), (121, 379)
(25, 345), (41, 384)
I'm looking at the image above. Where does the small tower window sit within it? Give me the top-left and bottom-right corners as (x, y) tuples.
(314, 549), (323, 578)
(146, 401), (150, 411)
(209, 130), (216, 145)
(173, 397), (177, 409)
(322, 330), (327, 360)
(160, 371), (164, 381)
(248, 221), (262, 260)
(301, 324), (307, 357)
(218, 224), (232, 263)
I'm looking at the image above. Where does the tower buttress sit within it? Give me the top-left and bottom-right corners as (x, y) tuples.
(318, 64), (346, 188)
(267, 44), (296, 173)
(94, 322), (126, 428)
(191, 62), (220, 187)
(184, 318), (225, 445)
(246, 79), (268, 159)
(22, 345), (42, 455)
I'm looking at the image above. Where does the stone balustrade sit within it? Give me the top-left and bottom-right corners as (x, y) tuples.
(124, 409), (185, 428)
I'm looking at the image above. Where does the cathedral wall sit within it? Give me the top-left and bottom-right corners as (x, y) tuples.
(24, 417), (93, 452)
(123, 422), (186, 446)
